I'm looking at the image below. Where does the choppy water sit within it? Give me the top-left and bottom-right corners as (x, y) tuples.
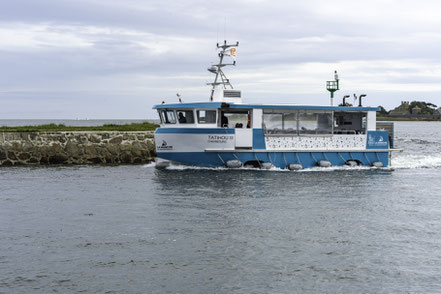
(1, 122), (441, 293)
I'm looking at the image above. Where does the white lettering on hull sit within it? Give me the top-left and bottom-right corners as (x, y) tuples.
(155, 133), (235, 152)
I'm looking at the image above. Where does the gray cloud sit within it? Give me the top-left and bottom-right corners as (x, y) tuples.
(2, 0), (441, 118)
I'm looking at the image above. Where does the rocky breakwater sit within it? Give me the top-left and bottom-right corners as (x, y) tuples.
(0, 131), (156, 166)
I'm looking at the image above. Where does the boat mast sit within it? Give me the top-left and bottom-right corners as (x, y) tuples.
(208, 40), (239, 101)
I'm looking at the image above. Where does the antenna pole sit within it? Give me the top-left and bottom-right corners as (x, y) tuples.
(208, 40), (239, 101)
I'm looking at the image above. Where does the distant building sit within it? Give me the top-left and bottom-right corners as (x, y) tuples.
(389, 101), (410, 116)
(411, 106), (421, 114)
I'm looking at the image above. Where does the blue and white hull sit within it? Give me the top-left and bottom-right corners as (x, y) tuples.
(154, 127), (391, 169)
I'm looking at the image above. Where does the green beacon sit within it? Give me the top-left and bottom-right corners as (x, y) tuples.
(326, 70), (340, 106)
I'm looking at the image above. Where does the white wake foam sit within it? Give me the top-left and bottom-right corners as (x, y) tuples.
(142, 161), (385, 172)
(391, 154), (441, 169)
(142, 162), (157, 168)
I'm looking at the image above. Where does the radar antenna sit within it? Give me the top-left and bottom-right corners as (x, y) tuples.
(207, 40), (239, 101)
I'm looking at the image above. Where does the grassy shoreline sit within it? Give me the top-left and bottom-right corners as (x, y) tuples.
(0, 122), (158, 132)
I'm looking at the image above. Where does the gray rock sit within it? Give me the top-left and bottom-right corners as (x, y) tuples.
(1, 160), (14, 166)
(106, 144), (119, 155)
(22, 142), (35, 152)
(65, 140), (80, 155)
(18, 153), (31, 161)
(49, 143), (64, 154)
(84, 145), (98, 157)
(88, 157), (103, 164)
(109, 136), (123, 144)
(49, 154), (68, 164)
(133, 157), (143, 164)
(29, 157), (39, 164)
(89, 135), (101, 143)
(11, 142), (22, 152)
(7, 151), (17, 161)
(76, 135), (88, 144)
(120, 152), (132, 163)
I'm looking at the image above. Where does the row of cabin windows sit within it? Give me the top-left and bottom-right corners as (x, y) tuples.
(263, 110), (367, 135)
(159, 110), (217, 124)
(159, 109), (366, 134)
(159, 109), (252, 129)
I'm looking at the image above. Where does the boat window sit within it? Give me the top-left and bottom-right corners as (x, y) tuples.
(263, 110), (332, 135)
(263, 113), (283, 134)
(299, 111), (332, 135)
(158, 110), (163, 124)
(197, 110), (217, 124)
(334, 112), (366, 134)
(176, 110), (195, 124)
(220, 111), (251, 128)
(283, 113), (297, 134)
(160, 110), (177, 124)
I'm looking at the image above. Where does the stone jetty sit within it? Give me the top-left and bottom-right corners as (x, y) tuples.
(0, 131), (156, 166)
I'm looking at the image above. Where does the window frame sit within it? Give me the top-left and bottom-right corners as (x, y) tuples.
(196, 109), (217, 124)
(160, 109), (177, 124)
(263, 109), (334, 136)
(218, 109), (252, 129)
(176, 109), (195, 124)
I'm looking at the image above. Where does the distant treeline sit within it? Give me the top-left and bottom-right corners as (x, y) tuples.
(378, 101), (440, 118)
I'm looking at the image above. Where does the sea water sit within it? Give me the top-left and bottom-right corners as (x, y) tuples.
(1, 121), (441, 293)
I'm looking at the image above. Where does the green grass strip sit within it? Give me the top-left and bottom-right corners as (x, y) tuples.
(0, 122), (158, 132)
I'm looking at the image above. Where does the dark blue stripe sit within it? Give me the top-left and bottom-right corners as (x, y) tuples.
(253, 129), (266, 149)
(154, 102), (222, 109)
(153, 101), (379, 111)
(229, 104), (379, 111)
(155, 128), (235, 134)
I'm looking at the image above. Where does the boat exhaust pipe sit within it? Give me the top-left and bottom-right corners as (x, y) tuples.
(359, 94), (366, 107)
(342, 95), (350, 106)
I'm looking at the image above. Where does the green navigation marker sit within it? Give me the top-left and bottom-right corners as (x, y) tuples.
(326, 70), (339, 106)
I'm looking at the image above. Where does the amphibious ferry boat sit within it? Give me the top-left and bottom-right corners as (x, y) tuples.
(153, 41), (397, 170)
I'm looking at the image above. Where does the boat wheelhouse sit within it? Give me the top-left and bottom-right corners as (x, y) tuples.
(153, 41), (397, 169)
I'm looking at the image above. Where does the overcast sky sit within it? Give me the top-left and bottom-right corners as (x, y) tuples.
(2, 0), (441, 119)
